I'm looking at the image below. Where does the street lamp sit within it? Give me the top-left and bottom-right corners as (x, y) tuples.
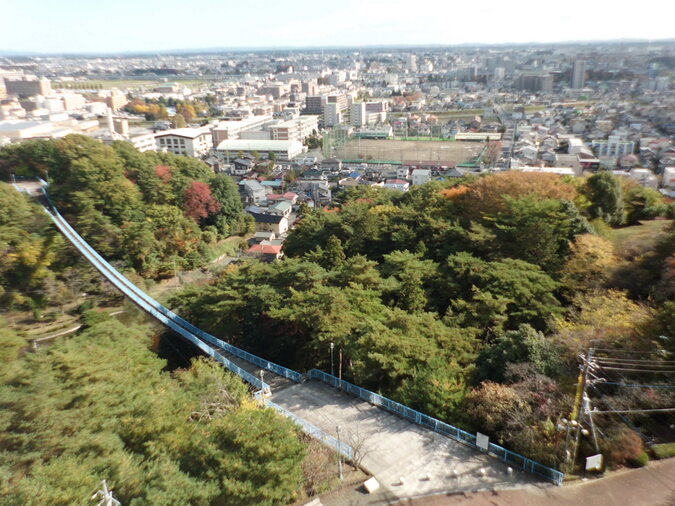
(330, 342), (335, 377)
(336, 425), (344, 480)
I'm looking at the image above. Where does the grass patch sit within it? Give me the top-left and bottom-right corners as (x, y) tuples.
(610, 219), (673, 258)
(652, 442), (675, 459)
(206, 237), (247, 262)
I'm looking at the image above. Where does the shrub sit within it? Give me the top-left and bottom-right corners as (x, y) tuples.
(631, 451), (649, 467)
(605, 427), (644, 468)
(652, 442), (675, 459)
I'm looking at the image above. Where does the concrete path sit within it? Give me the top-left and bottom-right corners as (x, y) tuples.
(220, 346), (545, 501)
(275, 381), (540, 501)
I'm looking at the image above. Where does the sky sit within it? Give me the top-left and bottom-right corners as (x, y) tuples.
(1, 0), (673, 54)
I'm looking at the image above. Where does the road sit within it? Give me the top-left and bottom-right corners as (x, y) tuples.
(401, 457), (675, 506)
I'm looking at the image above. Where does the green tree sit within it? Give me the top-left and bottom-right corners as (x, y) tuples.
(172, 113), (187, 128)
(474, 324), (563, 383)
(583, 172), (625, 226)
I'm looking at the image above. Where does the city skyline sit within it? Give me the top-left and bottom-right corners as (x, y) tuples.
(2, 0), (674, 54)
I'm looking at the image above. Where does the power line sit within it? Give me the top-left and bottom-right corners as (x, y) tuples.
(592, 407), (675, 415)
(592, 348), (669, 356)
(599, 381), (675, 389)
(594, 366), (675, 374)
(594, 357), (675, 365)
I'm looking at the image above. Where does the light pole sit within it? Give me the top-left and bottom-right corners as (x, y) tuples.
(330, 342), (335, 377)
(336, 425), (344, 480)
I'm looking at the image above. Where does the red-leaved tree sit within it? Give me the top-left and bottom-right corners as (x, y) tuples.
(184, 181), (220, 222)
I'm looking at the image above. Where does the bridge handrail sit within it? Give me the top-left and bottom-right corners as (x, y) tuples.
(308, 369), (564, 486)
(42, 190), (303, 384)
(264, 400), (354, 460)
(45, 202), (268, 391)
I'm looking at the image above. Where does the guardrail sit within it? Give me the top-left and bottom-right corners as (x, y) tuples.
(41, 189), (303, 384)
(308, 369), (564, 486)
(264, 400), (353, 460)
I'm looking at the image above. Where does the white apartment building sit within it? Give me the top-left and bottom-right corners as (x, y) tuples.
(216, 139), (306, 161)
(591, 136), (635, 157)
(324, 102), (342, 127)
(156, 127), (213, 158)
(350, 102), (367, 127)
(269, 115), (319, 141)
(129, 132), (158, 153)
(212, 115), (274, 144)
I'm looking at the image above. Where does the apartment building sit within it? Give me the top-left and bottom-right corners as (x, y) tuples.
(323, 102), (342, 127)
(156, 127), (213, 157)
(269, 115), (319, 141)
(591, 136), (635, 157)
(212, 115), (274, 143)
(305, 95), (327, 115)
(105, 90), (127, 111)
(5, 77), (52, 98)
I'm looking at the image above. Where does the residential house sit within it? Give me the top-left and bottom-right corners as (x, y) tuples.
(240, 179), (267, 204)
(232, 158), (254, 175)
(245, 243), (283, 262)
(411, 169), (431, 185)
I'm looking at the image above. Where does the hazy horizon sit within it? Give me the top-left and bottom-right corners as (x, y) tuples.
(2, 0), (673, 55)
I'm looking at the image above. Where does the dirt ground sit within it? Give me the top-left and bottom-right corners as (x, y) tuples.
(336, 139), (484, 164)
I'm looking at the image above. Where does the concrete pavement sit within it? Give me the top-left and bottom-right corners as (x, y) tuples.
(273, 380), (542, 500)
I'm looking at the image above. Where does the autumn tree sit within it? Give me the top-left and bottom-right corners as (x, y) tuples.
(561, 233), (619, 292)
(450, 171), (578, 219)
(183, 180), (220, 223)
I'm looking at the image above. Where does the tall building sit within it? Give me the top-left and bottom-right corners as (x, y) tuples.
(350, 102), (367, 127)
(105, 90), (127, 111)
(5, 77), (52, 98)
(571, 60), (586, 89)
(515, 73), (553, 93)
(323, 102), (342, 127)
(305, 95), (327, 115)
(407, 54), (418, 72)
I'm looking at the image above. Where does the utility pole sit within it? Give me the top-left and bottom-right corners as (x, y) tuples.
(338, 347), (343, 384)
(571, 348), (594, 470)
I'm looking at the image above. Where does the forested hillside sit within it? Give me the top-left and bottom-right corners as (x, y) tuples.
(170, 171), (674, 469)
(0, 318), (309, 505)
(0, 135), (252, 279)
(0, 138), (673, 478)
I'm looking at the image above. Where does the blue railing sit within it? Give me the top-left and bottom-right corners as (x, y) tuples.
(264, 400), (354, 460)
(308, 369), (564, 486)
(39, 186), (562, 485)
(41, 189), (303, 384)
(44, 199), (269, 391)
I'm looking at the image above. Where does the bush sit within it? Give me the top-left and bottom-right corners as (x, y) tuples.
(652, 442), (675, 459)
(631, 451), (649, 467)
(605, 427), (644, 468)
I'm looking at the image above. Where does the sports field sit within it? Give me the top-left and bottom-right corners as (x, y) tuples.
(336, 138), (485, 164)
